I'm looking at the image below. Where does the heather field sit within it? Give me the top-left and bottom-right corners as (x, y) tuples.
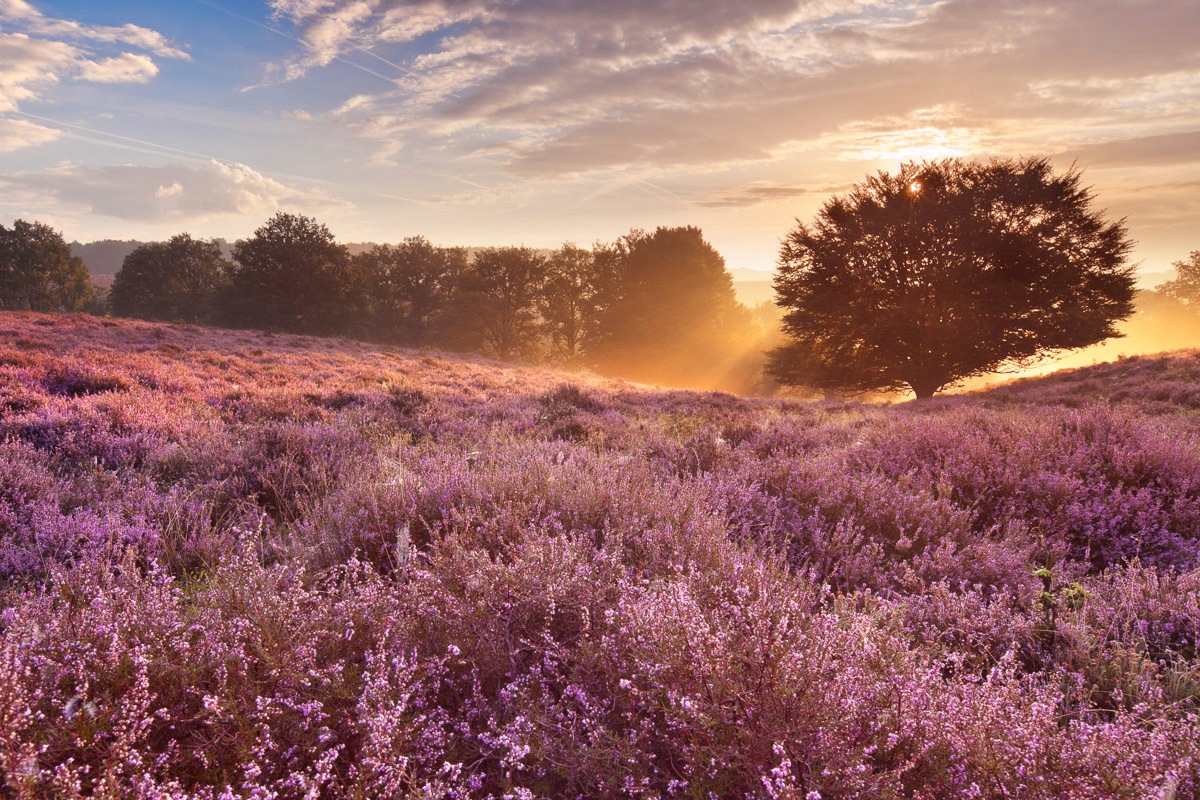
(3, 312), (1200, 799)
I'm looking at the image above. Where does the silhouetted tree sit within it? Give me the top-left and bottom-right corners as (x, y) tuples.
(539, 243), (597, 361)
(0, 220), (92, 313)
(769, 157), (1136, 399)
(355, 237), (467, 346)
(109, 234), (230, 322)
(451, 246), (547, 359)
(225, 213), (357, 335)
(1156, 251), (1200, 310)
(589, 226), (751, 386)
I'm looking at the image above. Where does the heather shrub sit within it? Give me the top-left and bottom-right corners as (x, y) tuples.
(235, 422), (375, 523)
(1, 312), (1198, 798)
(845, 405), (1200, 572)
(41, 363), (130, 398)
(0, 504), (159, 583)
(0, 365), (45, 415)
(1055, 563), (1200, 712)
(299, 476), (417, 572)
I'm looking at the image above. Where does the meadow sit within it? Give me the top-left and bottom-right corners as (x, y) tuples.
(1, 311), (1198, 799)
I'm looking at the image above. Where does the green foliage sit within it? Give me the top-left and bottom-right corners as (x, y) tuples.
(109, 234), (230, 323)
(769, 157), (1137, 398)
(0, 219), (93, 313)
(224, 213), (358, 335)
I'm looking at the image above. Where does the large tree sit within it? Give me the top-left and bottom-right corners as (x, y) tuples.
(0, 219), (92, 313)
(589, 226), (751, 386)
(769, 157), (1136, 399)
(225, 213), (357, 335)
(109, 234), (229, 323)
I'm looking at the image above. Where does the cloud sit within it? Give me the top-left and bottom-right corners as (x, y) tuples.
(1054, 130), (1200, 168)
(0, 2), (186, 150)
(697, 183), (840, 208)
(266, 0), (1200, 178)
(0, 31), (75, 113)
(0, 116), (59, 150)
(79, 52), (158, 84)
(0, 0), (189, 59)
(2, 160), (352, 223)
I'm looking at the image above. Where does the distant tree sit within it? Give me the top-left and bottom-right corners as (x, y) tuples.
(539, 243), (597, 362)
(589, 226), (751, 386)
(225, 213), (357, 335)
(1156, 251), (1200, 309)
(450, 246), (547, 359)
(355, 237), (467, 346)
(109, 234), (230, 323)
(0, 219), (93, 312)
(769, 157), (1136, 399)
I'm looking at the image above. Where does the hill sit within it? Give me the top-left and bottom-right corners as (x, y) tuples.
(0, 312), (1197, 797)
(70, 239), (157, 276)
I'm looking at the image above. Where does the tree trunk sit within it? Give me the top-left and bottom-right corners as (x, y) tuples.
(907, 378), (941, 400)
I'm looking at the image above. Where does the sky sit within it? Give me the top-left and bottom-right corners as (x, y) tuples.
(1, 0), (1198, 275)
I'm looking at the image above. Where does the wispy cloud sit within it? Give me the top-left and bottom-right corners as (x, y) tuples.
(698, 183), (840, 208)
(1054, 130), (1200, 168)
(266, 0), (1200, 179)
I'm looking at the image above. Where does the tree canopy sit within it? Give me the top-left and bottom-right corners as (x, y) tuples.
(1156, 251), (1200, 310)
(0, 220), (92, 313)
(769, 157), (1136, 399)
(539, 243), (596, 362)
(589, 226), (751, 386)
(109, 234), (229, 323)
(5, 210), (767, 393)
(451, 246), (548, 359)
(355, 237), (467, 346)
(225, 213), (356, 335)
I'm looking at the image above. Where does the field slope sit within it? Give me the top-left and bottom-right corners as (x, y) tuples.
(1, 312), (1198, 799)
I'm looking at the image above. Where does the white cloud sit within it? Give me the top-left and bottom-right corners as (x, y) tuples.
(0, 2), (186, 150)
(0, 31), (75, 113)
(0, 0), (189, 59)
(2, 160), (353, 223)
(0, 116), (59, 151)
(79, 52), (158, 84)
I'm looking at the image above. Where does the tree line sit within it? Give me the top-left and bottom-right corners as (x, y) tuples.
(6, 156), (1197, 398)
(100, 213), (763, 390)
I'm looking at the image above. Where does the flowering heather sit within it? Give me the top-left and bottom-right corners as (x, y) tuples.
(1, 311), (1199, 798)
